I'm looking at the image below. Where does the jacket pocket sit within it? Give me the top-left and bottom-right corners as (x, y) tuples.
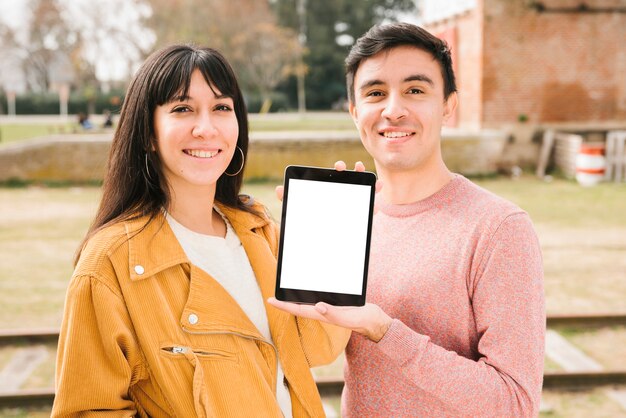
(160, 345), (238, 363)
(159, 344), (243, 418)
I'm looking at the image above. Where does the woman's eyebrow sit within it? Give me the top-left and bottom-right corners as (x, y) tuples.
(165, 94), (190, 103)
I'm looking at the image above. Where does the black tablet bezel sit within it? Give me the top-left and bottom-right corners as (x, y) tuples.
(275, 165), (376, 307)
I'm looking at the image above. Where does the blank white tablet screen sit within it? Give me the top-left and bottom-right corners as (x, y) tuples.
(280, 179), (371, 295)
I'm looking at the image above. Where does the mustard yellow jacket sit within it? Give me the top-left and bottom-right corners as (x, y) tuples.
(52, 203), (349, 417)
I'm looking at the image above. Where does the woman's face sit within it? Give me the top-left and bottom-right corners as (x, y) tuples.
(153, 69), (239, 198)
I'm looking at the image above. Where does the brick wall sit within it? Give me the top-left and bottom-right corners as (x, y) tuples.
(427, 4), (484, 130)
(424, 0), (626, 128)
(483, 0), (626, 126)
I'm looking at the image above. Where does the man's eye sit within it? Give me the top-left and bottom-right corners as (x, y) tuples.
(366, 91), (384, 97)
(408, 88), (424, 94)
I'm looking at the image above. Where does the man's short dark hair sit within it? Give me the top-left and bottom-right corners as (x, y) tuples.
(345, 22), (457, 103)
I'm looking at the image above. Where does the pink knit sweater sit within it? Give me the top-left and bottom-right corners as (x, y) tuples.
(342, 175), (545, 417)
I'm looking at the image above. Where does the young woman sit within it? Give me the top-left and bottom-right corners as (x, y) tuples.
(52, 44), (349, 417)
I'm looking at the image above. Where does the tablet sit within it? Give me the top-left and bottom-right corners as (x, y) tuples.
(275, 165), (376, 306)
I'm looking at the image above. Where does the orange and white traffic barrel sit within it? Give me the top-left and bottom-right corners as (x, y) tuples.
(575, 143), (606, 187)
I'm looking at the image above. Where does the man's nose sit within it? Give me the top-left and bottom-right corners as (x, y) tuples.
(381, 94), (408, 121)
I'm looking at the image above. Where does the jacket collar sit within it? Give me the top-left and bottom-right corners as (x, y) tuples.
(125, 203), (271, 281)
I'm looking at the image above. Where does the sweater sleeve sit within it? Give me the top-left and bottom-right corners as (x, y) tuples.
(375, 213), (545, 417)
(52, 274), (147, 417)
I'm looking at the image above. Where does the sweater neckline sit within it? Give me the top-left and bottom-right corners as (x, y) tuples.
(377, 174), (465, 218)
(165, 206), (241, 249)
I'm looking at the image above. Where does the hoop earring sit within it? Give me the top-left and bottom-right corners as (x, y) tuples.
(145, 153), (153, 181)
(225, 146), (244, 177)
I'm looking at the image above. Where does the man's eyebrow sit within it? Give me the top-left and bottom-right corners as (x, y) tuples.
(404, 74), (434, 86)
(358, 74), (435, 92)
(358, 79), (385, 91)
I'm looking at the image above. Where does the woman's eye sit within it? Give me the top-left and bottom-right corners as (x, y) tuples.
(215, 104), (233, 111)
(171, 106), (190, 113)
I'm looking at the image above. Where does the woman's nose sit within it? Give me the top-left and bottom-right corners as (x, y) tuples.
(192, 113), (218, 138)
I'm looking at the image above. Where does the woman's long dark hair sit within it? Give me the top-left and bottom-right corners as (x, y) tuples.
(75, 44), (253, 264)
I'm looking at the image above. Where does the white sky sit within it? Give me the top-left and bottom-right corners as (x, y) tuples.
(0, 0), (154, 83)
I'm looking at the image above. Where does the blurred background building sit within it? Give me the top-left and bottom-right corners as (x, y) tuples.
(421, 0), (626, 129)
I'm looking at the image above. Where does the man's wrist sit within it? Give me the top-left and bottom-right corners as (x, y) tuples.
(368, 317), (393, 343)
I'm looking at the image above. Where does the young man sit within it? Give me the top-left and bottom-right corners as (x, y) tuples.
(270, 22), (545, 417)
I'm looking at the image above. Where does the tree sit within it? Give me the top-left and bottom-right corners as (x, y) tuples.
(0, 21), (25, 98)
(24, 0), (74, 92)
(0, 0), (151, 96)
(143, 0), (300, 106)
(65, 0), (153, 83)
(273, 0), (417, 109)
(230, 23), (302, 111)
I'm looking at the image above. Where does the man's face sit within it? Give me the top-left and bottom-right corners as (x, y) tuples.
(349, 45), (456, 176)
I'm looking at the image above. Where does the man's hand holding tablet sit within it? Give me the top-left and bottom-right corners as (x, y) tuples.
(268, 161), (393, 342)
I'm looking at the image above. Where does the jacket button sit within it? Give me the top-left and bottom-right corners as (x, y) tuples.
(188, 313), (199, 325)
(134, 265), (145, 275)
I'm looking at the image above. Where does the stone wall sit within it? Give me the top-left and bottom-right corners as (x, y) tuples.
(0, 134), (111, 183)
(0, 130), (509, 183)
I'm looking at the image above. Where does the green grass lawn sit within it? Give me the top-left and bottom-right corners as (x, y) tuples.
(476, 177), (626, 228)
(0, 123), (75, 144)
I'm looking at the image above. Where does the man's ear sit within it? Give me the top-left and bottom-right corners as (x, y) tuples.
(442, 92), (458, 123)
(349, 101), (358, 125)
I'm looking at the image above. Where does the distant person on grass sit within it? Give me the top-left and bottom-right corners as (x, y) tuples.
(52, 44), (348, 417)
(270, 22), (546, 417)
(102, 109), (114, 128)
(77, 112), (93, 130)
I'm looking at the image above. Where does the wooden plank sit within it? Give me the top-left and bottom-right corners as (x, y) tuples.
(543, 371), (626, 389)
(536, 129), (555, 178)
(547, 313), (626, 328)
(0, 328), (60, 345)
(0, 388), (55, 408)
(545, 330), (603, 372)
(0, 346), (49, 392)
